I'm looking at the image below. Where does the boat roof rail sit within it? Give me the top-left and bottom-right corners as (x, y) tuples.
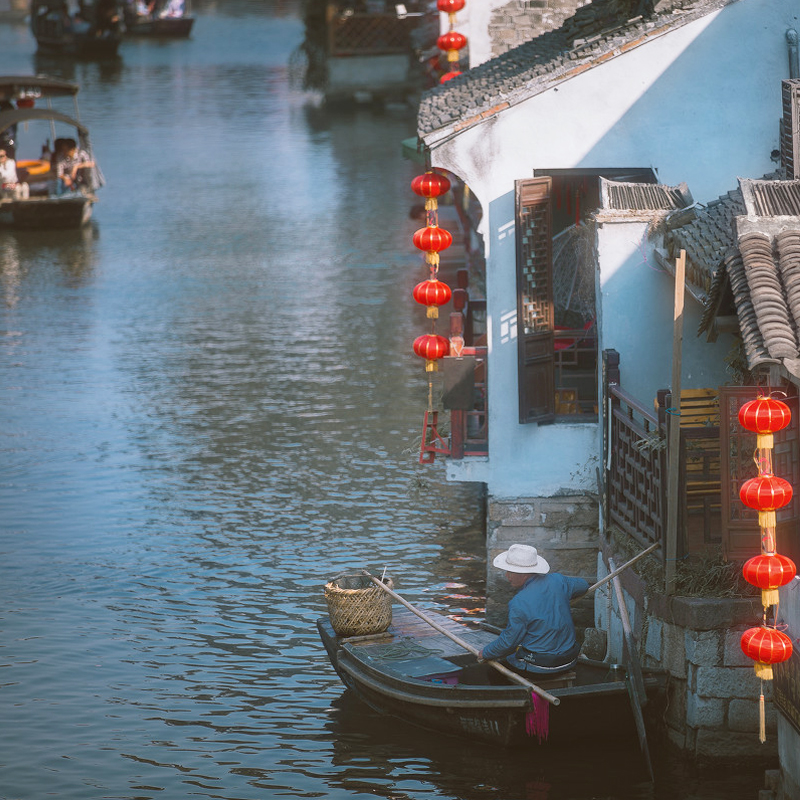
(0, 76), (80, 102)
(0, 108), (88, 137)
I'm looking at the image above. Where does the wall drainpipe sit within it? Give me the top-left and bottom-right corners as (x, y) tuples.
(788, 29), (799, 79)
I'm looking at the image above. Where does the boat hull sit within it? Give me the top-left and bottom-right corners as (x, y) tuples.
(0, 195), (95, 229)
(125, 17), (194, 37)
(318, 612), (664, 748)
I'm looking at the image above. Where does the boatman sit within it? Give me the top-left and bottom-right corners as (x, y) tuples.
(478, 544), (589, 676)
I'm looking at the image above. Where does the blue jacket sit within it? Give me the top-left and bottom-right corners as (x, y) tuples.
(482, 572), (589, 667)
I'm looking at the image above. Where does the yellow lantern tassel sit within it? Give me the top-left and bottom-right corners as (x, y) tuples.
(447, 49), (460, 62)
(426, 306), (439, 319)
(760, 690), (766, 743)
(425, 359), (437, 373)
(448, 11), (456, 24)
(425, 251), (440, 267)
(759, 510), (776, 529)
(754, 661), (773, 680)
(425, 197), (438, 212)
(756, 433), (774, 451)
(762, 588), (780, 607)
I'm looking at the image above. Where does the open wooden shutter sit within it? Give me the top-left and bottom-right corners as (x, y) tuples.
(516, 177), (555, 423)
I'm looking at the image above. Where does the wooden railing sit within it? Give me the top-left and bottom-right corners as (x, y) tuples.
(606, 383), (667, 552)
(326, 5), (416, 56)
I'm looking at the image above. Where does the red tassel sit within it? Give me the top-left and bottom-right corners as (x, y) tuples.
(525, 691), (550, 742)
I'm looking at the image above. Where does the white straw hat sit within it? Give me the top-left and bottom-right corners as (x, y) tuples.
(492, 544), (550, 574)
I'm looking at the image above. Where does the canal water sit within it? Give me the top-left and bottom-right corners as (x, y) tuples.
(0, 3), (771, 798)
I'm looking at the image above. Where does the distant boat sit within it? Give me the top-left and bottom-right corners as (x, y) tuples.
(30, 0), (123, 58)
(317, 606), (666, 748)
(122, 0), (194, 37)
(0, 76), (103, 229)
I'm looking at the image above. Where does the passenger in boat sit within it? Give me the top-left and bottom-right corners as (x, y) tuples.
(0, 149), (29, 200)
(54, 139), (95, 194)
(477, 544), (588, 676)
(159, 0), (183, 17)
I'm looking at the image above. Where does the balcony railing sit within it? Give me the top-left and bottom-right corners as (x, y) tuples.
(326, 4), (416, 56)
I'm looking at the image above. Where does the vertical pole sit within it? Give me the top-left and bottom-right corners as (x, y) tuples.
(665, 250), (686, 594)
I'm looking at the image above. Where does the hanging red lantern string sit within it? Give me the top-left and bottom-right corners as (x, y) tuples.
(413, 278), (452, 319)
(736, 394), (795, 742)
(742, 552), (797, 608)
(436, 0), (466, 83)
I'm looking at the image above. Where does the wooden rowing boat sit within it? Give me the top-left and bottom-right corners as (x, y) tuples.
(317, 606), (666, 748)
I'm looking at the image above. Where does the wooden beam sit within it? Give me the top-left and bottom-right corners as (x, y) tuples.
(665, 250), (686, 594)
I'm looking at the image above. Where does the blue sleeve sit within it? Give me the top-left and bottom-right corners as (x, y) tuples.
(482, 601), (528, 661)
(566, 576), (590, 599)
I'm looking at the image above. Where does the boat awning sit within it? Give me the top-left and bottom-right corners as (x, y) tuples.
(402, 136), (428, 165)
(0, 76), (80, 102)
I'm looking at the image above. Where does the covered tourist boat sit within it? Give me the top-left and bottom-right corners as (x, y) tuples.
(317, 603), (666, 749)
(30, 0), (123, 57)
(122, 0), (194, 37)
(0, 76), (103, 229)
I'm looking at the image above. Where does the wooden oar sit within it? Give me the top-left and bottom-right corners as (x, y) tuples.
(361, 570), (560, 706)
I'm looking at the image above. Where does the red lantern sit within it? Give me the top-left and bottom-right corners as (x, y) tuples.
(16, 97), (34, 108)
(740, 474), (793, 513)
(411, 172), (451, 200)
(413, 225), (452, 266)
(440, 71), (462, 83)
(413, 279), (452, 319)
(743, 553), (797, 607)
(437, 0), (465, 12)
(741, 626), (793, 679)
(739, 397), (791, 450)
(739, 397), (791, 434)
(437, 30), (467, 52)
(413, 334), (450, 371)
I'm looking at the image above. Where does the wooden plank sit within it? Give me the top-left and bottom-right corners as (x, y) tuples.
(609, 557), (654, 782)
(666, 250), (686, 593)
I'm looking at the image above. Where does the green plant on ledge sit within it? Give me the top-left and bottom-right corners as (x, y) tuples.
(608, 527), (758, 599)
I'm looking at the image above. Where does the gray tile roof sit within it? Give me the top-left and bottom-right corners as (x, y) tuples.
(600, 177), (691, 212)
(418, 0), (735, 140)
(693, 178), (800, 378)
(665, 188), (745, 299)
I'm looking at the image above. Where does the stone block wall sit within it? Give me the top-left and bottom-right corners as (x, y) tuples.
(488, 0), (591, 57)
(596, 544), (780, 759)
(485, 494), (598, 628)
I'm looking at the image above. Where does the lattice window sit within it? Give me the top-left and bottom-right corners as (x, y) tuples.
(518, 202), (552, 335)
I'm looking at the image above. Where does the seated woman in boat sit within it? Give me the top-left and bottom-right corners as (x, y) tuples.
(0, 149), (30, 200)
(54, 139), (95, 195)
(478, 544), (588, 676)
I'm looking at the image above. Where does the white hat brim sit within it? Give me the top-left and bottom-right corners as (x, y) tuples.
(492, 551), (550, 574)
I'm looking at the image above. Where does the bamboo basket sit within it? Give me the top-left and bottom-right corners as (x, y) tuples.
(324, 573), (393, 637)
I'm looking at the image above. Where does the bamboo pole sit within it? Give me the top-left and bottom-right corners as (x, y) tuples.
(581, 542), (661, 597)
(665, 249), (686, 593)
(362, 571), (561, 706)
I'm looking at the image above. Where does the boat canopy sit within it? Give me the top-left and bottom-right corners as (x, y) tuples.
(0, 108), (89, 139)
(0, 76), (80, 102)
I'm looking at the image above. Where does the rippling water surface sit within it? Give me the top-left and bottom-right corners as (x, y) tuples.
(0, 5), (770, 799)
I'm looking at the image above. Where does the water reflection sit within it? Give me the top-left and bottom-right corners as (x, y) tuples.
(0, 8), (778, 800)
